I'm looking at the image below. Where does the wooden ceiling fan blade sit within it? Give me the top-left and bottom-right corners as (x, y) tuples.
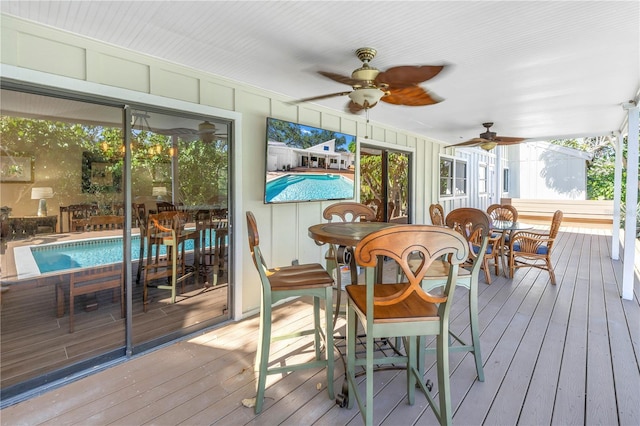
(318, 71), (362, 86)
(445, 138), (486, 148)
(381, 86), (443, 106)
(294, 91), (352, 103)
(495, 136), (526, 143)
(375, 65), (445, 87)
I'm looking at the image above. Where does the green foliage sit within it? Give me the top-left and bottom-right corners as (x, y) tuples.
(550, 136), (629, 202)
(267, 120), (352, 151)
(1, 116), (228, 208)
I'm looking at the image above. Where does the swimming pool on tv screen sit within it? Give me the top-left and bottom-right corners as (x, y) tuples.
(265, 173), (354, 203)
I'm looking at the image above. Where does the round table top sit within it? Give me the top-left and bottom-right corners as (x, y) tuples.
(308, 221), (398, 247)
(491, 220), (534, 231)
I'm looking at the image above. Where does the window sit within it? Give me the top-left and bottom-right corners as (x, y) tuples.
(479, 164), (487, 193)
(440, 157), (467, 197)
(503, 168), (510, 192)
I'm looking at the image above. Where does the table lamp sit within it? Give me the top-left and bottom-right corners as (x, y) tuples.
(31, 187), (54, 217)
(152, 186), (168, 201)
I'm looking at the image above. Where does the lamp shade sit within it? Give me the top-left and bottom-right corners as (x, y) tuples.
(152, 186), (168, 196)
(480, 141), (498, 151)
(31, 187), (54, 199)
(348, 88), (385, 108)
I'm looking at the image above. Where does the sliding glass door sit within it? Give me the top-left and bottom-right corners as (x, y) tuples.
(0, 89), (232, 400)
(359, 145), (412, 223)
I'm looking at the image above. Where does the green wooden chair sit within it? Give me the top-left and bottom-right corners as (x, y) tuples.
(246, 211), (335, 414)
(345, 224), (468, 425)
(421, 207), (491, 382)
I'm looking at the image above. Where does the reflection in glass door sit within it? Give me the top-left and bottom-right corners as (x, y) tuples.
(359, 145), (412, 223)
(130, 109), (231, 351)
(0, 89), (232, 401)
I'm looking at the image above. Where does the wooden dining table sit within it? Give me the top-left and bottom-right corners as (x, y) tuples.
(308, 221), (399, 286)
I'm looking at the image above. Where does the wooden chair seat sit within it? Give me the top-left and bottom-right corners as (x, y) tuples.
(346, 283), (440, 322)
(267, 263), (334, 290)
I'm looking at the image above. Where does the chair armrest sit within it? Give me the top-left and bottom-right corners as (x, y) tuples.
(509, 231), (554, 254)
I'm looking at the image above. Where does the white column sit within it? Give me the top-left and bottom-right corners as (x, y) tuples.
(496, 146), (503, 203)
(611, 132), (623, 261)
(622, 105), (638, 300)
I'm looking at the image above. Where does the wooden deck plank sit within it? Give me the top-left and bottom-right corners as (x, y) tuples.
(1, 229), (639, 426)
(517, 230), (585, 425)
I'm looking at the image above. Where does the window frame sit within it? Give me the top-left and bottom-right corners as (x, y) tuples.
(439, 155), (468, 198)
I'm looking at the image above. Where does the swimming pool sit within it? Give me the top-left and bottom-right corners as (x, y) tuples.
(14, 233), (218, 279)
(265, 173), (354, 203)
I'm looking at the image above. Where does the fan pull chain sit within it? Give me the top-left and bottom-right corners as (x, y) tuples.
(365, 109), (370, 139)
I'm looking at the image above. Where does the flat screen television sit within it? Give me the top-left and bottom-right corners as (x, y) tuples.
(264, 117), (356, 204)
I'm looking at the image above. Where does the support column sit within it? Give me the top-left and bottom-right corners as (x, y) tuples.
(622, 105), (638, 300)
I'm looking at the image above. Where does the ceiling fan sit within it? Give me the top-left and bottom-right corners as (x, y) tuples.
(297, 47), (446, 114)
(446, 122), (527, 151)
(153, 121), (228, 142)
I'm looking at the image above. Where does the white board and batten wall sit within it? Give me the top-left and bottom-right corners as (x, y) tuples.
(0, 14), (499, 318)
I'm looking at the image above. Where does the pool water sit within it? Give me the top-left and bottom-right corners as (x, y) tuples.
(23, 233), (219, 276)
(265, 173), (354, 202)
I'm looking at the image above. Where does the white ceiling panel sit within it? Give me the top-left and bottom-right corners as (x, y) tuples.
(1, 1), (638, 144)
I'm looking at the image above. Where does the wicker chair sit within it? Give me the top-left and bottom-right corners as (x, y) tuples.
(509, 210), (563, 284)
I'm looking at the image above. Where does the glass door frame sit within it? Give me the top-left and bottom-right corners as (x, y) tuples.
(357, 139), (414, 224)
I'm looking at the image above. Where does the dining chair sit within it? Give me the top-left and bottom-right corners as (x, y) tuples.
(246, 211), (334, 414)
(345, 224), (468, 426)
(421, 207), (491, 382)
(487, 203), (519, 243)
(68, 265), (124, 333)
(134, 202), (148, 285)
(322, 202), (377, 325)
(429, 203), (446, 226)
(142, 211), (196, 311)
(195, 208), (228, 286)
(509, 209), (563, 284)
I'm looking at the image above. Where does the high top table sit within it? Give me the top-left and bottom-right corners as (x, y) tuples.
(308, 221), (399, 286)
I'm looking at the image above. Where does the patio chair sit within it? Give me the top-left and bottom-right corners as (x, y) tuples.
(195, 208), (228, 284)
(421, 207), (491, 382)
(142, 211), (196, 311)
(345, 224), (468, 426)
(68, 265), (124, 333)
(246, 211), (334, 414)
(509, 210), (563, 284)
(86, 215), (124, 231)
(429, 203), (446, 226)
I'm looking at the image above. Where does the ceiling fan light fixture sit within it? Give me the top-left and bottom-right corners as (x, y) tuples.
(480, 141), (498, 151)
(349, 87), (385, 108)
(198, 120), (216, 143)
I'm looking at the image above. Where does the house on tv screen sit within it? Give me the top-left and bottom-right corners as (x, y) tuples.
(267, 139), (355, 172)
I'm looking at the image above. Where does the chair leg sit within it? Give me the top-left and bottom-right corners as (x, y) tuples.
(324, 287), (335, 400)
(468, 286), (484, 381)
(436, 332), (452, 426)
(254, 298), (272, 414)
(346, 303), (357, 411)
(547, 257), (556, 285)
(406, 335), (416, 405)
(313, 297), (322, 360)
(483, 258), (492, 284)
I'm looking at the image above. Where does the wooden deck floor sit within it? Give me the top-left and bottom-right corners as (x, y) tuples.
(2, 227), (639, 425)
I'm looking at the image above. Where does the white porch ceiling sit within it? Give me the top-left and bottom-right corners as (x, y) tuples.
(1, 1), (638, 145)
